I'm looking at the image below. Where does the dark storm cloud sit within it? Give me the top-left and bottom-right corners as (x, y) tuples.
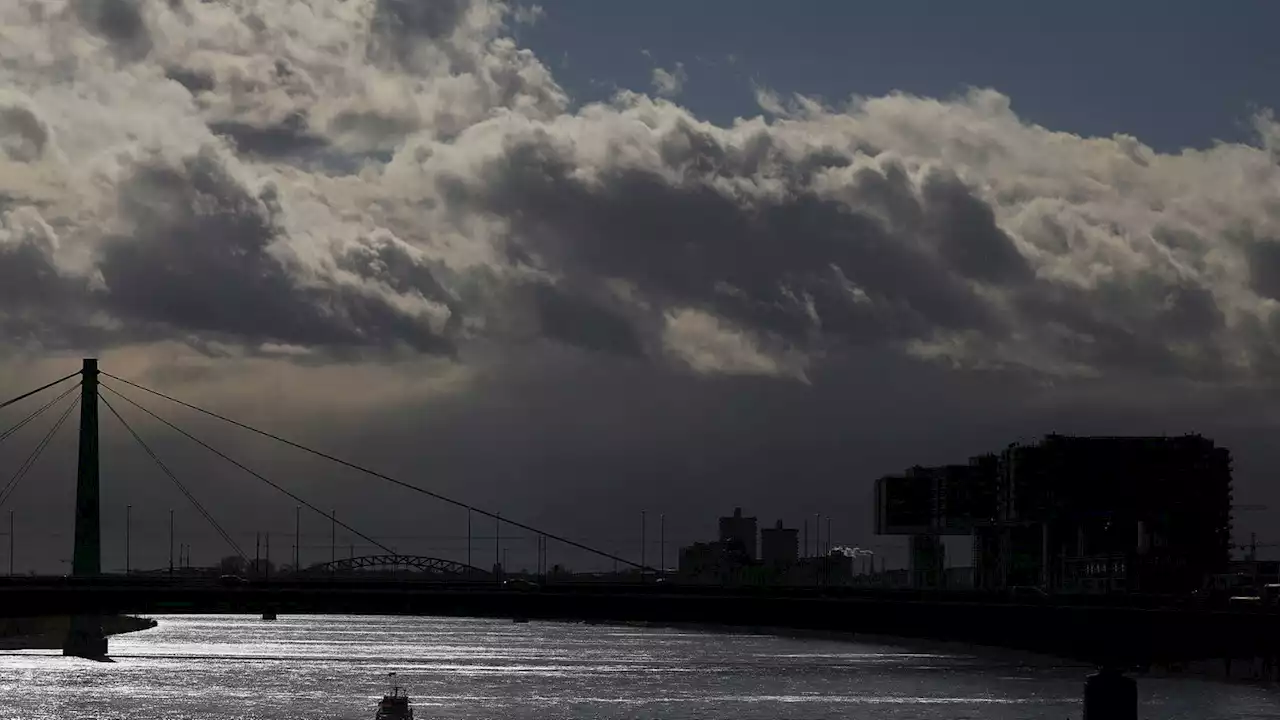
(97, 151), (327, 345)
(0, 104), (49, 163)
(0, 223), (72, 306)
(337, 235), (452, 302)
(0, 212), (107, 350)
(332, 237), (462, 353)
(1245, 239), (1280, 302)
(408, 86), (1280, 384)
(919, 172), (1033, 285)
(208, 115), (330, 159)
(530, 282), (646, 357)
(375, 0), (470, 42)
(93, 147), (454, 354)
(327, 110), (423, 150)
(164, 66), (216, 94)
(72, 0), (152, 60)
(0, 0), (1277, 386)
(368, 0), (471, 67)
(460, 133), (1008, 355)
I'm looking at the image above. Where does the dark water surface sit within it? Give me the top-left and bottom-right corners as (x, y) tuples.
(0, 614), (1276, 719)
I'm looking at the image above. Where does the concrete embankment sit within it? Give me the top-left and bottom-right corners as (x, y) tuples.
(1144, 657), (1279, 684)
(0, 615), (158, 650)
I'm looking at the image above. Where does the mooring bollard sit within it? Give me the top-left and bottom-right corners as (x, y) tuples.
(1083, 666), (1137, 720)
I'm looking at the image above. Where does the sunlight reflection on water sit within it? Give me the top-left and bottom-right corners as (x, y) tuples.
(0, 614), (1275, 719)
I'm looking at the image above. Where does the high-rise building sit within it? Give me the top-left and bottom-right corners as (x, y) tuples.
(874, 456), (999, 536)
(1001, 434), (1233, 594)
(719, 507), (758, 560)
(875, 434), (1233, 594)
(760, 519), (799, 567)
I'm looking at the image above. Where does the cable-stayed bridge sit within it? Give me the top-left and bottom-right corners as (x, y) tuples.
(0, 360), (1277, 674)
(0, 359), (653, 655)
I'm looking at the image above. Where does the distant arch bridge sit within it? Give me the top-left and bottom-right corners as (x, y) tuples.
(301, 554), (490, 577)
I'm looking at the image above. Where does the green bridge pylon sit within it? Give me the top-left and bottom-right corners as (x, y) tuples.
(63, 358), (106, 658)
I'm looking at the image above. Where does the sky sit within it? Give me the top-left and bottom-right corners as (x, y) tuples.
(522, 0), (1280, 153)
(1, 0), (1279, 573)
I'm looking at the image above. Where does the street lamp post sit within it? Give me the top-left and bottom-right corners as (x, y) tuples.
(641, 510), (647, 581)
(125, 505), (131, 576)
(815, 514), (821, 556)
(294, 505), (301, 571)
(659, 513), (665, 578)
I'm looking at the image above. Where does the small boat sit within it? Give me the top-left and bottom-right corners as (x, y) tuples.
(375, 673), (414, 720)
(261, 610), (277, 621)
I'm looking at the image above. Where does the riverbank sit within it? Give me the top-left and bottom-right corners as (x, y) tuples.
(1144, 656), (1279, 684)
(0, 615), (158, 650)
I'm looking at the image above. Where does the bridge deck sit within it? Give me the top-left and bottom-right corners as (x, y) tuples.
(1, 579), (1275, 667)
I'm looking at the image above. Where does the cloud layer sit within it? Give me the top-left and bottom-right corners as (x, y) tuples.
(3, 0), (1280, 388)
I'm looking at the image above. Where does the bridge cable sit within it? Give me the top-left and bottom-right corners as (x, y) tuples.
(99, 392), (250, 565)
(0, 383), (79, 448)
(0, 394), (80, 510)
(101, 372), (649, 571)
(98, 381), (397, 557)
(0, 371), (81, 413)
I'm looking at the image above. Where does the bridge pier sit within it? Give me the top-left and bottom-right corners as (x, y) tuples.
(63, 359), (107, 658)
(62, 616), (108, 658)
(1082, 666), (1136, 720)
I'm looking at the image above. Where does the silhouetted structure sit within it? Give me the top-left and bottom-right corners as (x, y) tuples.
(302, 554), (487, 578)
(875, 456), (999, 536)
(65, 359), (106, 657)
(718, 507), (758, 561)
(909, 533), (946, 589)
(876, 434), (1233, 594)
(1083, 667), (1137, 719)
(1002, 435), (1232, 594)
(760, 520), (798, 568)
(0, 357), (661, 660)
(679, 510), (862, 587)
(875, 457), (995, 589)
(678, 540), (752, 582)
(7, 576), (1278, 677)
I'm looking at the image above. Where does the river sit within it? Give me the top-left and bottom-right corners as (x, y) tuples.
(0, 614), (1276, 719)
